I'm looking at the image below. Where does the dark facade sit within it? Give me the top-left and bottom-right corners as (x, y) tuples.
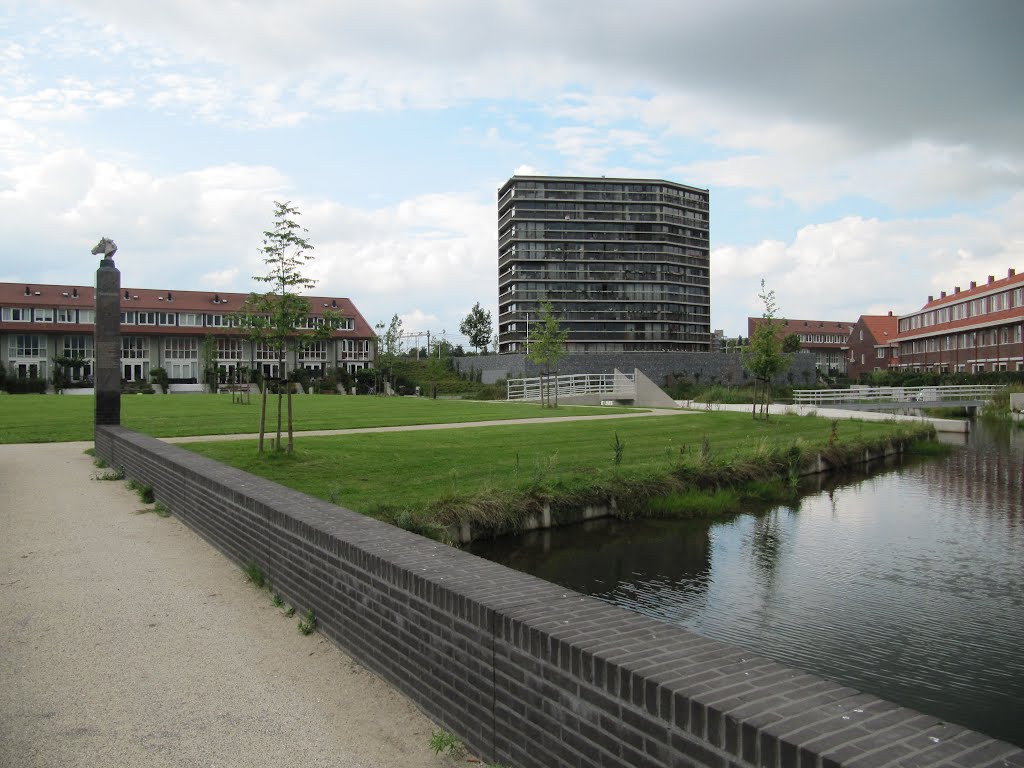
(497, 175), (711, 354)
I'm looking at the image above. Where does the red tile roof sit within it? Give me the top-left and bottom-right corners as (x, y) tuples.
(859, 314), (899, 345)
(0, 282), (374, 337)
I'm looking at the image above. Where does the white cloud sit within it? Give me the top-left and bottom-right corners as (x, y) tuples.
(712, 197), (1024, 335)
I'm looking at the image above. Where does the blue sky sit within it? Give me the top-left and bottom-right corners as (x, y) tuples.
(1, 1), (1022, 344)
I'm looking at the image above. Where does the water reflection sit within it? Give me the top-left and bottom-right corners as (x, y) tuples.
(468, 420), (1024, 747)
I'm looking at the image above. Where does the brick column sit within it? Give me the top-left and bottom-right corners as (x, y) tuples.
(94, 256), (121, 426)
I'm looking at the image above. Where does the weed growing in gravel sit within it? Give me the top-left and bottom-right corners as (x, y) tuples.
(83, 447), (96, 457)
(126, 479), (155, 504)
(93, 467), (124, 481)
(284, 605), (296, 617)
(298, 609), (317, 635)
(152, 501), (171, 518)
(429, 730), (464, 758)
(243, 561), (266, 588)
(271, 592), (284, 608)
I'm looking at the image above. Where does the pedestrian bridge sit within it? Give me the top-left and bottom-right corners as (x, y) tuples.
(792, 384), (1005, 411)
(506, 369), (678, 408)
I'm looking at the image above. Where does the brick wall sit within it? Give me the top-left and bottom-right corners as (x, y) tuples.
(456, 351), (818, 389)
(96, 425), (1024, 768)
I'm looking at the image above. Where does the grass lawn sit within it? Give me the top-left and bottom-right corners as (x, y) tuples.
(0, 393), (640, 444)
(183, 411), (924, 518)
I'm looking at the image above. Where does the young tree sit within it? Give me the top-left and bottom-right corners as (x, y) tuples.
(526, 301), (569, 408)
(459, 302), (493, 354)
(200, 335), (218, 393)
(373, 313), (403, 394)
(744, 280), (791, 420)
(238, 201), (337, 453)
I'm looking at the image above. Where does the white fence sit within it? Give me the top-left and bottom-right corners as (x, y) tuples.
(507, 372), (635, 402)
(792, 384), (1006, 406)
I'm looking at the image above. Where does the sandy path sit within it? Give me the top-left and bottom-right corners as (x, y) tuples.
(0, 442), (458, 768)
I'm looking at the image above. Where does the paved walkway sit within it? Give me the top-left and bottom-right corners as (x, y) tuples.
(0, 442), (457, 768)
(163, 406), (687, 443)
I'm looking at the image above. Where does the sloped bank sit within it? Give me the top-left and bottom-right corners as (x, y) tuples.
(401, 425), (938, 545)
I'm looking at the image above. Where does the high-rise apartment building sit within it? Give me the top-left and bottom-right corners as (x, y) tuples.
(497, 175), (711, 354)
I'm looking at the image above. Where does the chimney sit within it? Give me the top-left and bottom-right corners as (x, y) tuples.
(72, 288), (78, 298)
(954, 286), (960, 294)
(24, 285), (30, 295)
(970, 281), (977, 289)
(124, 290), (130, 300)
(940, 291), (946, 298)
(988, 275), (994, 284)
(888, 310), (893, 317)
(1010, 269), (1016, 278)
(927, 295), (933, 303)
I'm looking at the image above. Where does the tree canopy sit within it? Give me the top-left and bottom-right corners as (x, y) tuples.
(527, 301), (569, 408)
(238, 201), (337, 452)
(459, 302), (493, 354)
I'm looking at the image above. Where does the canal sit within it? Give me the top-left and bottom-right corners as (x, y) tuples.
(467, 419), (1024, 747)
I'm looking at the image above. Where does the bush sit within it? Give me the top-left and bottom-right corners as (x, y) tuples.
(3, 376), (47, 394)
(149, 366), (170, 394)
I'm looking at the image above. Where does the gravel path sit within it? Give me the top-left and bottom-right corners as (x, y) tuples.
(0, 441), (458, 768)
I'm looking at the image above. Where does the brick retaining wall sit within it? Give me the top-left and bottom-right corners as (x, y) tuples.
(455, 351), (818, 389)
(96, 425), (1024, 768)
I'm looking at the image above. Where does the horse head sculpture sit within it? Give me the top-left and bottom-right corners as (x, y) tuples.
(91, 237), (118, 259)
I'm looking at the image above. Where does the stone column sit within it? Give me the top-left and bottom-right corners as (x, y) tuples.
(94, 254), (121, 426)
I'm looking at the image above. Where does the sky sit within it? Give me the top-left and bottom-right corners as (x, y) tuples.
(1, 0), (1022, 344)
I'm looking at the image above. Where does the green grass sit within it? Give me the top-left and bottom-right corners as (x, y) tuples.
(184, 412), (930, 533)
(0, 394), (640, 444)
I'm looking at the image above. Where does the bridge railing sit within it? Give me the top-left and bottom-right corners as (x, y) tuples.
(507, 373), (635, 401)
(792, 384), (1006, 405)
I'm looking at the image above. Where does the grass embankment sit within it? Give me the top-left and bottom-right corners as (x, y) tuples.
(184, 412), (937, 542)
(0, 394), (638, 444)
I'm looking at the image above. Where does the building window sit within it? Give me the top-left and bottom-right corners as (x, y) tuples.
(78, 310), (96, 324)
(217, 338), (242, 360)
(2, 307), (29, 322)
(299, 340), (327, 360)
(164, 337), (197, 360)
(57, 309), (76, 323)
(9, 334), (44, 357)
(179, 313), (203, 327)
(876, 348), (886, 358)
(122, 337), (149, 359)
(64, 335), (94, 358)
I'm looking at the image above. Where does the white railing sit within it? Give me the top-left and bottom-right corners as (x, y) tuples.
(792, 384), (1006, 406)
(508, 373), (635, 401)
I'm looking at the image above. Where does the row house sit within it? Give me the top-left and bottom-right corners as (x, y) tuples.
(0, 282), (376, 385)
(894, 269), (1024, 374)
(747, 317), (853, 376)
(845, 313), (899, 380)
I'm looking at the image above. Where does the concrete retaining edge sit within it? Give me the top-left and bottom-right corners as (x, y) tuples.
(95, 424), (1024, 768)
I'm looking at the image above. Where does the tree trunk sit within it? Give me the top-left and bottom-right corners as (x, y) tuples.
(275, 349), (285, 450)
(287, 384), (294, 454)
(259, 377), (268, 453)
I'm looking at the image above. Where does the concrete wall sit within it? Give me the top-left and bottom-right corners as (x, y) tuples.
(95, 425), (1024, 768)
(457, 351), (818, 389)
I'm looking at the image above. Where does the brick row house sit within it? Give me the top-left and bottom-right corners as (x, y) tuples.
(746, 317), (853, 377)
(0, 282), (376, 386)
(845, 312), (900, 380)
(893, 269), (1024, 374)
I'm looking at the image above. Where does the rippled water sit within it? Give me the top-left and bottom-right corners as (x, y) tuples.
(468, 420), (1024, 747)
